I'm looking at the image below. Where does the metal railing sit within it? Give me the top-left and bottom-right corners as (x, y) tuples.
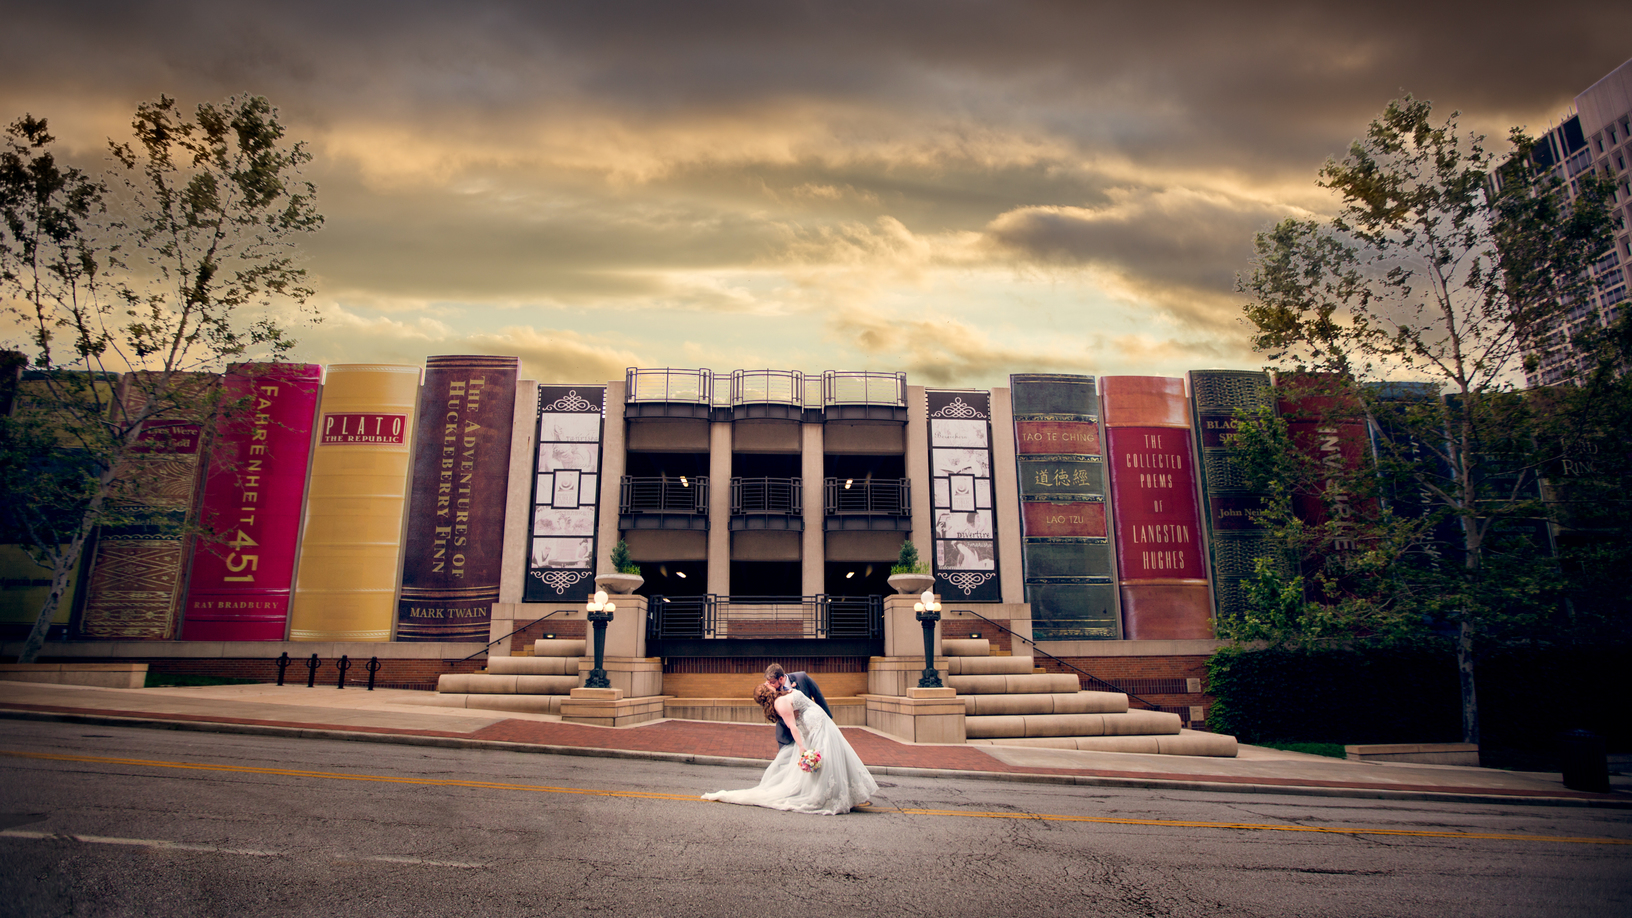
(822, 370), (906, 407)
(626, 367), (714, 404)
(457, 609), (569, 661)
(824, 477), (909, 515)
(620, 476), (709, 514)
(731, 477), (802, 515)
(646, 594), (883, 640)
(729, 369), (805, 407)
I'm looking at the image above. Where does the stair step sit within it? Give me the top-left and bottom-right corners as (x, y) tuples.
(947, 673), (1081, 695)
(940, 638), (990, 657)
(966, 708), (1182, 739)
(967, 729), (1236, 757)
(945, 656), (1034, 676)
(961, 691), (1128, 716)
(487, 656), (580, 676)
(437, 673), (579, 695)
(534, 639), (587, 657)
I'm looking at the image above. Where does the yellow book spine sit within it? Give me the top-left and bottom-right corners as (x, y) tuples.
(288, 365), (421, 642)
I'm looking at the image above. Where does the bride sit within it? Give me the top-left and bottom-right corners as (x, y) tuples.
(702, 674), (878, 815)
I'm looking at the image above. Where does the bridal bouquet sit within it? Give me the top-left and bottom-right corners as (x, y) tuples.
(798, 750), (822, 773)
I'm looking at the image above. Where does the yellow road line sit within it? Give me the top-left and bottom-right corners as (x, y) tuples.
(5, 749), (1627, 847)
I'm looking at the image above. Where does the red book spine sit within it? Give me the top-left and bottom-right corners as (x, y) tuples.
(180, 363), (321, 641)
(1274, 373), (1377, 577)
(1101, 376), (1212, 640)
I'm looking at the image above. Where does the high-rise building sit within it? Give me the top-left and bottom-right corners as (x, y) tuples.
(1522, 57), (1632, 387)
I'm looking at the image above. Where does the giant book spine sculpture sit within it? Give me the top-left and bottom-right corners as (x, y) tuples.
(1187, 369), (1284, 624)
(288, 364), (420, 642)
(1273, 372), (1376, 596)
(78, 372), (214, 640)
(396, 355), (520, 641)
(180, 363), (321, 641)
(1101, 376), (1212, 640)
(1008, 374), (1117, 640)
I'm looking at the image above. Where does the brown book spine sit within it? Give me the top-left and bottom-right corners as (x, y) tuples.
(396, 356), (520, 642)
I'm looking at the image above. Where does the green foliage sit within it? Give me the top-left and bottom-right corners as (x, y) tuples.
(1234, 95), (1621, 744)
(1255, 742), (1347, 759)
(1206, 643), (1630, 752)
(890, 539), (926, 575)
(0, 97), (322, 664)
(610, 539), (640, 575)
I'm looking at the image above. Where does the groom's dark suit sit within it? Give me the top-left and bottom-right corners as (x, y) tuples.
(774, 671), (833, 748)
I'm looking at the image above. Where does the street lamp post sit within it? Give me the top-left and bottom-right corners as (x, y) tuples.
(913, 588), (942, 689)
(585, 589), (615, 689)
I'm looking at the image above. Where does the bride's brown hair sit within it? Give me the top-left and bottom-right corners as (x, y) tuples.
(753, 683), (788, 723)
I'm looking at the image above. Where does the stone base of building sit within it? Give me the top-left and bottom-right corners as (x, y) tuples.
(0, 662), (149, 689)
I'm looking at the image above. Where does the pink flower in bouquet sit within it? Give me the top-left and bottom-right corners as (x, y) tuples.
(798, 749), (822, 773)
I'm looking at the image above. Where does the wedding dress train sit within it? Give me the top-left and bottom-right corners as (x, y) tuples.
(702, 689), (878, 815)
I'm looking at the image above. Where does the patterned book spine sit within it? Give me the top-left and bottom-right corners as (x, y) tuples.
(180, 363), (321, 641)
(524, 386), (607, 602)
(78, 373), (214, 640)
(1188, 369), (1284, 623)
(1008, 374), (1117, 640)
(926, 390), (1001, 601)
(287, 365), (420, 642)
(396, 356), (520, 641)
(1101, 376), (1212, 640)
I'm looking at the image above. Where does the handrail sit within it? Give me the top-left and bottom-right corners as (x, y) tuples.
(951, 606), (1161, 710)
(458, 609), (568, 662)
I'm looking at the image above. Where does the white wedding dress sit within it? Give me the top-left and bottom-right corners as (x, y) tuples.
(702, 690), (878, 815)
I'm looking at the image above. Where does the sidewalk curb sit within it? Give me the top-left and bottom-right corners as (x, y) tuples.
(4, 706), (1627, 810)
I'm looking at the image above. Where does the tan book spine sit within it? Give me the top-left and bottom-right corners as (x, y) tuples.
(288, 364), (420, 642)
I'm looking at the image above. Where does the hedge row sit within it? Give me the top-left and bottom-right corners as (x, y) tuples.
(1206, 644), (1630, 751)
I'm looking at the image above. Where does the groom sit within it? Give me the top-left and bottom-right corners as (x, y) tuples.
(764, 663), (832, 749)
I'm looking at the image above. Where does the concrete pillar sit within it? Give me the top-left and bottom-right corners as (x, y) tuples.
(801, 421), (824, 596)
(600, 593), (647, 659)
(989, 386), (1026, 604)
(905, 385), (932, 568)
(494, 380), (539, 653)
(597, 380), (628, 575)
(708, 420), (732, 595)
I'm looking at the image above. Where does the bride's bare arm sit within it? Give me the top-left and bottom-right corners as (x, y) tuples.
(773, 694), (805, 754)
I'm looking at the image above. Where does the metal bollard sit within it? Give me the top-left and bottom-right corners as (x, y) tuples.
(305, 653), (319, 688)
(1561, 729), (1610, 793)
(336, 654), (351, 689)
(275, 652), (291, 686)
(365, 656), (381, 691)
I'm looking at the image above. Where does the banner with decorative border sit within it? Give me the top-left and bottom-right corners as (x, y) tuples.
(927, 390), (1000, 601)
(523, 386), (606, 602)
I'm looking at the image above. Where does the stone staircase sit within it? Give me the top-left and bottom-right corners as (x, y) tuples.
(943, 639), (1237, 757)
(426, 639), (586, 715)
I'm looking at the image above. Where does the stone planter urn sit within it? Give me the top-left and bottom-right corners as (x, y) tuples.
(887, 573), (935, 595)
(594, 572), (645, 594)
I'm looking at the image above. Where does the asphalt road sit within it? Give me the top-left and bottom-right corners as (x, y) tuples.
(1, 720), (1628, 918)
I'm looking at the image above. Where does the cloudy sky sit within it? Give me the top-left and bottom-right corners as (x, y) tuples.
(4, 1), (1630, 387)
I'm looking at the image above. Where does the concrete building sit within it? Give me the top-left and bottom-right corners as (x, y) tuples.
(1522, 57), (1632, 387)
